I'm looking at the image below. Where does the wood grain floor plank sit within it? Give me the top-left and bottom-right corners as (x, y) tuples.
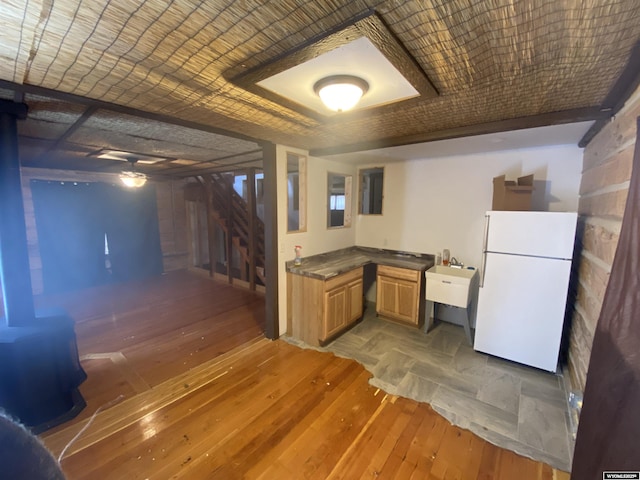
(161, 351), (358, 479)
(359, 399), (418, 479)
(61, 344), (306, 478)
(410, 405), (450, 477)
(324, 391), (391, 480)
(336, 399), (403, 480)
(477, 439), (501, 480)
(554, 468), (571, 480)
(277, 369), (383, 480)
(247, 362), (372, 478)
(390, 402), (434, 479)
(460, 430), (488, 479)
(43, 335), (270, 456)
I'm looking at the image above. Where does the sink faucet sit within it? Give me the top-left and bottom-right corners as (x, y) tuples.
(450, 257), (463, 267)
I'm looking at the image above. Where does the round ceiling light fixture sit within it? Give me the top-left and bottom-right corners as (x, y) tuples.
(119, 158), (147, 188)
(314, 75), (369, 112)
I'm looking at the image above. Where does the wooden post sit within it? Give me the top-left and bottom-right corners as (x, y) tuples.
(247, 168), (257, 291)
(225, 174), (234, 284)
(263, 143), (278, 339)
(205, 179), (218, 277)
(200, 176), (217, 277)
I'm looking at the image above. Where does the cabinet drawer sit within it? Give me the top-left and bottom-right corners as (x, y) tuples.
(325, 266), (363, 291)
(377, 264), (420, 283)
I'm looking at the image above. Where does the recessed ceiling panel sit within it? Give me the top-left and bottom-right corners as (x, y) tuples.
(232, 12), (438, 120)
(257, 37), (419, 115)
(94, 150), (168, 164)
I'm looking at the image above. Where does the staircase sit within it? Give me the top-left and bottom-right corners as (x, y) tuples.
(204, 172), (265, 286)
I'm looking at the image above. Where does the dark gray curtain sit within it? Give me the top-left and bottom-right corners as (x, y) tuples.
(31, 180), (163, 293)
(30, 181), (106, 294)
(103, 184), (163, 283)
(571, 117), (640, 477)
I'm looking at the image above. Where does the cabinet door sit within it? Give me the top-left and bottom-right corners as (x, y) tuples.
(346, 279), (363, 324)
(323, 286), (347, 340)
(377, 274), (420, 325)
(396, 279), (419, 324)
(376, 275), (399, 318)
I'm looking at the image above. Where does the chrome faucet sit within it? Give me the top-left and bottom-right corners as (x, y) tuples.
(450, 256), (463, 267)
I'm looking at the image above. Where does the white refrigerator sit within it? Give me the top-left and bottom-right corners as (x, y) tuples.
(474, 211), (577, 372)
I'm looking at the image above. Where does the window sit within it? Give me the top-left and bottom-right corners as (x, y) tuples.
(359, 167), (384, 215)
(287, 153), (306, 232)
(327, 172), (352, 228)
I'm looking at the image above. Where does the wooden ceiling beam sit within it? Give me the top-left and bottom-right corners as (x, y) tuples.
(171, 157), (263, 177)
(310, 107), (608, 157)
(0, 79), (263, 147)
(158, 148), (263, 175)
(35, 106), (97, 162)
(579, 40), (640, 148)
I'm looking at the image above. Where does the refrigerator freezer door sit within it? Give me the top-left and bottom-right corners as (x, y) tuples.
(474, 252), (572, 371)
(485, 211), (577, 259)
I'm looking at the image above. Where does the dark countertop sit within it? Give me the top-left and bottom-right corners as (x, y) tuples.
(286, 246), (435, 280)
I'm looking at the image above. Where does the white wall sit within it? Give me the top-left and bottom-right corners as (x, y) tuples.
(276, 145), (358, 336)
(355, 144), (583, 270)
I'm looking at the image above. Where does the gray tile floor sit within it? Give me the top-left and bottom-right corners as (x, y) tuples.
(285, 308), (574, 471)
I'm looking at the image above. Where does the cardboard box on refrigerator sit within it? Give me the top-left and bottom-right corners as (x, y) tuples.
(492, 174), (534, 211)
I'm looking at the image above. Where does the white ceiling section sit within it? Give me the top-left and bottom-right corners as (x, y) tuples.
(257, 37), (420, 115)
(326, 121), (595, 164)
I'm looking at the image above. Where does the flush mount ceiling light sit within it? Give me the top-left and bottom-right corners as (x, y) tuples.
(313, 75), (369, 112)
(120, 158), (147, 188)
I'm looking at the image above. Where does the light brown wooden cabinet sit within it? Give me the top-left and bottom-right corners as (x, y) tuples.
(323, 276), (363, 339)
(376, 264), (422, 326)
(288, 266), (363, 346)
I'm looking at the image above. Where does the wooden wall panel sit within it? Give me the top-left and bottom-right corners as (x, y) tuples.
(156, 182), (174, 248)
(567, 85), (640, 392)
(155, 179), (189, 272)
(575, 282), (604, 333)
(576, 256), (610, 302)
(578, 189), (630, 218)
(172, 182), (188, 254)
(567, 311), (593, 391)
(580, 222), (619, 265)
(582, 99), (639, 171)
(579, 146), (633, 195)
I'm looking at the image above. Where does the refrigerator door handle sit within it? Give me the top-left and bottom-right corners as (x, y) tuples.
(480, 214), (490, 287)
(480, 251), (488, 287)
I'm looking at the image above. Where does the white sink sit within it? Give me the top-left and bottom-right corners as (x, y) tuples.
(425, 265), (477, 308)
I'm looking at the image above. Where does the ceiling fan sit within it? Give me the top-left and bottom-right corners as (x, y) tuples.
(119, 158), (147, 188)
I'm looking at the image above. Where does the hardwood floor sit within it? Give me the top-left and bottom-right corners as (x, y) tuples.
(38, 270), (569, 479)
